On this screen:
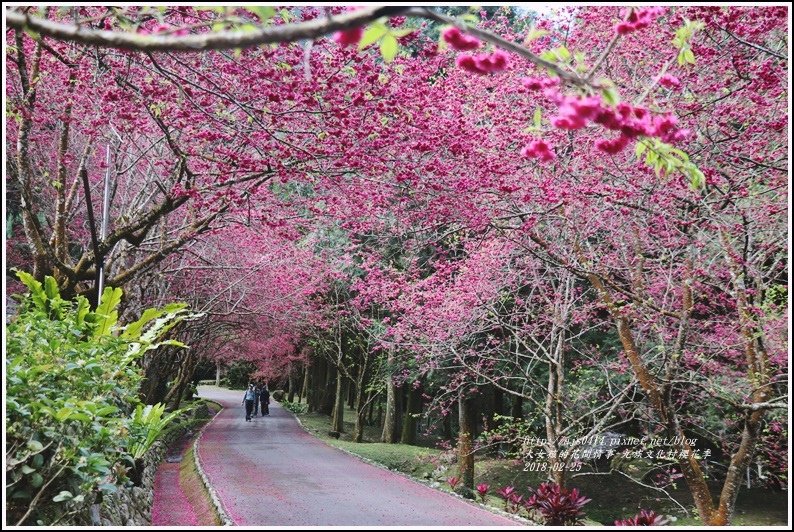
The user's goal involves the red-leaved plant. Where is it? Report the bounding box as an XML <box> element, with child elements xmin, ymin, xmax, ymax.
<box><xmin>524</xmin><ymin>482</ymin><xmax>591</xmax><ymax>525</ymax></box>
<box><xmin>476</xmin><ymin>483</ymin><xmax>489</xmax><ymax>501</ymax></box>
<box><xmin>447</xmin><ymin>476</ymin><xmax>460</xmax><ymax>490</ymax></box>
<box><xmin>615</xmin><ymin>510</ymin><xmax>669</xmax><ymax>526</ymax></box>
<box><xmin>496</xmin><ymin>485</ymin><xmax>516</xmax><ymax>510</ymax></box>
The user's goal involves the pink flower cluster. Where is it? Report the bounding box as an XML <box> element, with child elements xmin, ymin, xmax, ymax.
<box><xmin>333</xmin><ymin>26</ymin><xmax>364</xmax><ymax>47</ymax></box>
<box><xmin>456</xmin><ymin>50</ymin><xmax>511</xmax><ymax>75</ymax></box>
<box><xmin>442</xmin><ymin>26</ymin><xmax>481</xmax><ymax>51</ymax></box>
<box><xmin>550</xmin><ymin>95</ymin><xmax>602</xmax><ymax>130</ymax></box>
<box><xmin>521</xmin><ymin>139</ymin><xmax>556</xmax><ymax>162</ymax></box>
<box><xmin>522</xmin><ymin>77</ymin><xmax>690</xmax><ymax>157</ymax></box>
<box><xmin>594</xmin><ymin>110</ymin><xmax>690</xmax><ymax>154</ymax></box>
<box><xmin>615</xmin><ymin>7</ymin><xmax>666</xmax><ymax>35</ymax></box>
<box><xmin>658</xmin><ymin>73</ymin><xmax>681</xmax><ymax>89</ymax></box>
<box><xmin>521</xmin><ymin>76</ymin><xmax>560</xmax><ymax>91</ymax></box>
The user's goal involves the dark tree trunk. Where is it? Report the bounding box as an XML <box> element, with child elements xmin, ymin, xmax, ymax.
<box><xmin>401</xmin><ymin>385</ymin><xmax>421</xmax><ymax>445</ymax></box>
<box><xmin>331</xmin><ymin>374</ymin><xmax>347</xmax><ymax>433</ymax></box>
<box><xmin>367</xmin><ymin>392</ymin><xmax>375</xmax><ymax>426</ymax></box>
<box><xmin>353</xmin><ymin>365</ymin><xmax>367</xmax><ymax>442</ymax></box>
<box><xmin>457</xmin><ymin>390</ymin><xmax>477</xmax><ymax>498</ymax></box>
<box><xmin>287</xmin><ymin>368</ymin><xmax>296</xmax><ymax>403</ymax></box>
<box><xmin>442</xmin><ymin>412</ymin><xmax>453</xmax><ymax>441</ymax></box>
<box><xmin>511</xmin><ymin>395</ymin><xmax>524</xmax><ymax>421</ymax></box>
<box><xmin>320</xmin><ymin>363</ymin><xmax>336</xmax><ymax>416</ymax></box>
<box><xmin>300</xmin><ymin>363</ymin><xmax>309</xmax><ymax>404</ymax></box>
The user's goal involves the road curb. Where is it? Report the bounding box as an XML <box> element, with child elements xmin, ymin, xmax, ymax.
<box><xmin>193</xmin><ymin>399</ymin><xmax>234</xmax><ymax>526</ymax></box>
<box><xmin>280</xmin><ymin>401</ymin><xmax>531</xmax><ymax>526</ymax></box>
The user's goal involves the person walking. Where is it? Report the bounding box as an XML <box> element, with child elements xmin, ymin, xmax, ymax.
<box><xmin>242</xmin><ymin>383</ymin><xmax>256</xmax><ymax>421</ymax></box>
<box><xmin>260</xmin><ymin>384</ymin><xmax>270</xmax><ymax>416</ymax></box>
<box><xmin>253</xmin><ymin>382</ymin><xmax>261</xmax><ymax>417</ymax></box>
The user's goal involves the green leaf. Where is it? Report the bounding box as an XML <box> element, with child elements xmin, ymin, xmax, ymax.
<box><xmin>159</xmin><ymin>339</ymin><xmax>189</xmax><ymax>349</ymax></box>
<box><xmin>635</xmin><ymin>141</ymin><xmax>647</xmax><ymax>157</ymax></box>
<box><xmin>55</xmin><ymin>407</ymin><xmax>73</xmax><ymax>422</ymax></box>
<box><xmin>43</xmin><ymin>276</ymin><xmax>59</xmax><ymax>301</ymax></box>
<box><xmin>249</xmin><ymin>6</ymin><xmax>275</xmax><ymax>22</ymax></box>
<box><xmin>16</xmin><ymin>271</ymin><xmax>46</xmax><ymax>311</ymax></box>
<box><xmin>121</xmin><ymin>307</ymin><xmax>163</xmax><ymax>340</ymax></box>
<box><xmin>684</xmin><ymin>49</ymin><xmax>696</xmax><ymax>65</ymax></box>
<box><xmin>279</xmin><ymin>8</ymin><xmax>292</xmax><ymax>23</ymax></box>
<box><xmin>93</xmin><ymin>286</ymin><xmax>123</xmax><ymax>339</ymax></box>
<box><xmin>601</xmin><ymin>85</ymin><xmax>620</xmax><ymax>106</ymax></box>
<box><xmin>75</xmin><ymin>296</ymin><xmax>90</xmax><ymax>328</ymax></box>
<box><xmin>98</xmin><ymin>483</ymin><xmax>118</xmax><ymax>494</ymax></box>
<box><xmin>380</xmin><ymin>34</ymin><xmax>399</xmax><ymax>63</ymax></box>
<box><xmin>30</xmin><ymin>473</ymin><xmax>44</xmax><ymax>488</ymax></box>
<box><xmin>95</xmin><ymin>405</ymin><xmax>118</xmax><ymax>417</ymax></box>
<box><xmin>533</xmin><ymin>107</ymin><xmax>542</xmax><ymax>129</ymax></box>
<box><xmin>555</xmin><ymin>46</ymin><xmax>571</xmax><ymax>62</ymax></box>
<box><xmin>391</xmin><ymin>28</ymin><xmax>415</xmax><ymax>38</ymax></box>
<box><xmin>21</xmin><ymin>465</ymin><xmax>35</xmax><ymax>475</ymax></box>
<box><xmin>525</xmin><ymin>26</ymin><xmax>548</xmax><ymax>43</ymax></box>
<box><xmin>52</xmin><ymin>491</ymin><xmax>73</xmax><ymax>503</ymax></box>
<box><xmin>359</xmin><ymin>23</ymin><xmax>388</xmax><ymax>50</ymax></box>
<box><xmin>70</xmin><ymin>412</ymin><xmax>92</xmax><ymax>423</ymax></box>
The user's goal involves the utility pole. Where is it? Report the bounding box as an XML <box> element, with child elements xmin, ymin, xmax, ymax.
<box><xmin>97</xmin><ymin>144</ymin><xmax>112</xmax><ymax>298</ymax></box>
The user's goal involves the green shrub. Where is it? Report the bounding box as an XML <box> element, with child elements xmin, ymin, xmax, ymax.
<box><xmin>5</xmin><ymin>271</ymin><xmax>192</xmax><ymax>525</ymax></box>
<box><xmin>281</xmin><ymin>401</ymin><xmax>308</xmax><ymax>415</ymax></box>
<box><xmin>225</xmin><ymin>360</ymin><xmax>257</xmax><ymax>389</ymax></box>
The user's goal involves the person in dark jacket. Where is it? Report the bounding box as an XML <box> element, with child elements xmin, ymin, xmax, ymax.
<box><xmin>242</xmin><ymin>383</ymin><xmax>256</xmax><ymax>421</ymax></box>
<box><xmin>253</xmin><ymin>382</ymin><xmax>261</xmax><ymax>417</ymax></box>
<box><xmin>260</xmin><ymin>384</ymin><xmax>270</xmax><ymax>416</ymax></box>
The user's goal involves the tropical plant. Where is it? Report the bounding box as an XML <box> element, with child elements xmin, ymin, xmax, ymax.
<box><xmin>5</xmin><ymin>271</ymin><xmax>192</xmax><ymax>525</ymax></box>
<box><xmin>615</xmin><ymin>509</ymin><xmax>669</xmax><ymax>526</ymax></box>
<box><xmin>524</xmin><ymin>482</ymin><xmax>591</xmax><ymax>526</ymax></box>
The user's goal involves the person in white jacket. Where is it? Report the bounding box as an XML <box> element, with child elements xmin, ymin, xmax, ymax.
<box><xmin>242</xmin><ymin>383</ymin><xmax>256</xmax><ymax>421</ymax></box>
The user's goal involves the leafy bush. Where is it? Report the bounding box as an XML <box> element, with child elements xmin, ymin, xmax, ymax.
<box><xmin>281</xmin><ymin>401</ymin><xmax>308</xmax><ymax>415</ymax></box>
<box><xmin>224</xmin><ymin>360</ymin><xmax>257</xmax><ymax>389</ymax></box>
<box><xmin>5</xmin><ymin>272</ymin><xmax>191</xmax><ymax>525</ymax></box>
<box><xmin>524</xmin><ymin>482</ymin><xmax>591</xmax><ymax>525</ymax></box>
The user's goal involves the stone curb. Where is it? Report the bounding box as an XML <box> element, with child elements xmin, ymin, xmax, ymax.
<box><xmin>280</xmin><ymin>401</ymin><xmax>533</xmax><ymax>526</ymax></box>
<box><xmin>193</xmin><ymin>400</ymin><xmax>234</xmax><ymax>526</ymax></box>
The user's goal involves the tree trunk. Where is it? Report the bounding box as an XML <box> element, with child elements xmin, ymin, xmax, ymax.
<box><xmin>457</xmin><ymin>389</ymin><xmax>477</xmax><ymax>498</ymax></box>
<box><xmin>442</xmin><ymin>412</ymin><xmax>453</xmax><ymax>441</ymax></box>
<box><xmin>401</xmin><ymin>385</ymin><xmax>421</xmax><ymax>445</ymax></box>
<box><xmin>545</xmin><ymin>328</ymin><xmax>566</xmax><ymax>487</ymax></box>
<box><xmin>300</xmin><ymin>363</ymin><xmax>309</xmax><ymax>404</ymax></box>
<box><xmin>511</xmin><ymin>395</ymin><xmax>524</xmax><ymax>421</ymax></box>
<box><xmin>287</xmin><ymin>368</ymin><xmax>296</xmax><ymax>403</ymax></box>
<box><xmin>308</xmin><ymin>358</ymin><xmax>321</xmax><ymax>413</ymax></box>
<box><xmin>381</xmin><ymin>377</ymin><xmax>402</xmax><ymax>443</ymax></box>
<box><xmin>347</xmin><ymin>370</ymin><xmax>356</xmax><ymax>409</ymax></box>
<box><xmin>353</xmin><ymin>364</ymin><xmax>367</xmax><ymax>442</ymax></box>
<box><xmin>331</xmin><ymin>374</ymin><xmax>346</xmax><ymax>433</ymax></box>
<box><xmin>321</xmin><ymin>362</ymin><xmax>336</xmax><ymax>416</ymax></box>
<box><xmin>215</xmin><ymin>359</ymin><xmax>221</xmax><ymax>387</ymax></box>
<box><xmin>367</xmin><ymin>392</ymin><xmax>376</xmax><ymax>426</ymax></box>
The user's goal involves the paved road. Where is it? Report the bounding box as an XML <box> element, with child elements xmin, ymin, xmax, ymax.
<box><xmin>196</xmin><ymin>386</ymin><xmax>519</xmax><ymax>526</ymax></box>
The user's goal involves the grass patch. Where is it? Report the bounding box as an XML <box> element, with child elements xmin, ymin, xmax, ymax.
<box><xmin>294</xmin><ymin>407</ymin><xmax>442</xmax><ymax>479</ymax></box>
<box><xmin>179</xmin><ymin>444</ymin><xmax>221</xmax><ymax>525</ymax></box>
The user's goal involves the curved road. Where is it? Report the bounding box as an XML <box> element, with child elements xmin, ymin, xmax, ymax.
<box><xmin>196</xmin><ymin>386</ymin><xmax>519</xmax><ymax>526</ymax></box>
